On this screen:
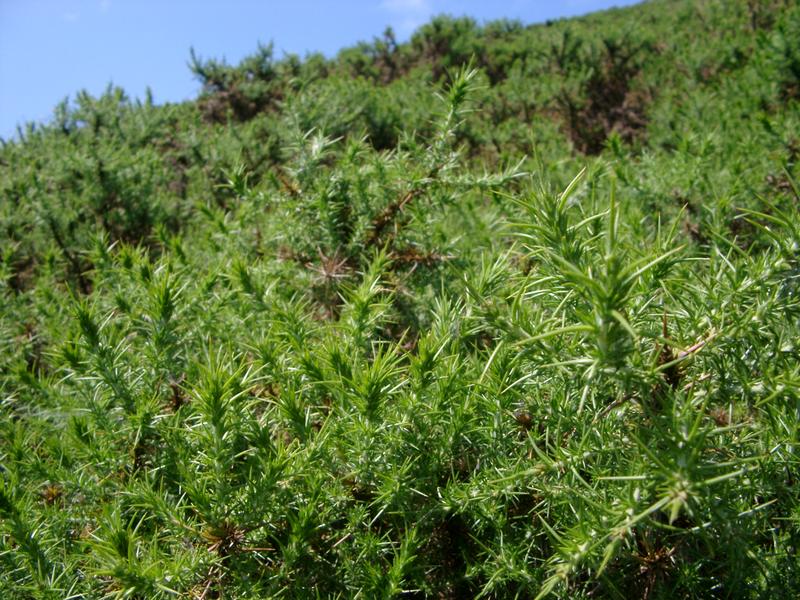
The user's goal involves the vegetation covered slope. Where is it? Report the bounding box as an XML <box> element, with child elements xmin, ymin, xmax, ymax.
<box><xmin>1</xmin><ymin>0</ymin><xmax>799</xmax><ymax>597</ymax></box>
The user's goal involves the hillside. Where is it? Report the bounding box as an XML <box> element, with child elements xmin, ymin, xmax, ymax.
<box><xmin>1</xmin><ymin>0</ymin><xmax>800</xmax><ymax>597</ymax></box>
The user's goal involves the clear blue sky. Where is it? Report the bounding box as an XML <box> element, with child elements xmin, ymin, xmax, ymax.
<box><xmin>0</xmin><ymin>0</ymin><xmax>641</xmax><ymax>139</ymax></box>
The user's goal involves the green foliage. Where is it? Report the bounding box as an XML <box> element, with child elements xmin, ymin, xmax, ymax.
<box><xmin>2</xmin><ymin>1</ymin><xmax>800</xmax><ymax>597</ymax></box>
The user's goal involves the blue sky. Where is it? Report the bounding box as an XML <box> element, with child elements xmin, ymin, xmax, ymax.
<box><xmin>0</xmin><ymin>0</ymin><xmax>641</xmax><ymax>139</ymax></box>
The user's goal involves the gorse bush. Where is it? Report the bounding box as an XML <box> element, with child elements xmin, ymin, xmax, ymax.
<box><xmin>2</xmin><ymin>0</ymin><xmax>800</xmax><ymax>597</ymax></box>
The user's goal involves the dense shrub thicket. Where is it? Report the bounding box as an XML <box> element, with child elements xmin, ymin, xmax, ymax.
<box><xmin>2</xmin><ymin>0</ymin><xmax>800</xmax><ymax>597</ymax></box>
